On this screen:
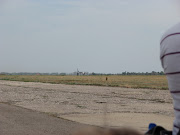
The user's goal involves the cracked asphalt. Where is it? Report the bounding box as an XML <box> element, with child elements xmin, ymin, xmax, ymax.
<box><xmin>0</xmin><ymin>80</ymin><xmax>174</xmax><ymax>132</ymax></box>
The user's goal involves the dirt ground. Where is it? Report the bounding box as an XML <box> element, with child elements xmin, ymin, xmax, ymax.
<box><xmin>0</xmin><ymin>80</ymin><xmax>174</xmax><ymax>132</ymax></box>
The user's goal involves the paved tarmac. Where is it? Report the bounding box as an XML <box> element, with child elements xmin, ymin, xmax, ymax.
<box><xmin>0</xmin><ymin>103</ymin><xmax>85</xmax><ymax>135</ymax></box>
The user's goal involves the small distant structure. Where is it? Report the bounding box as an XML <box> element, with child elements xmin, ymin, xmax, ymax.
<box><xmin>76</xmin><ymin>69</ymin><xmax>89</xmax><ymax>76</ymax></box>
<box><xmin>79</xmin><ymin>72</ymin><xmax>84</xmax><ymax>76</ymax></box>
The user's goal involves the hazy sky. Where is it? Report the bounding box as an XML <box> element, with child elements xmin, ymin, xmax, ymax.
<box><xmin>1</xmin><ymin>0</ymin><xmax>180</xmax><ymax>73</ymax></box>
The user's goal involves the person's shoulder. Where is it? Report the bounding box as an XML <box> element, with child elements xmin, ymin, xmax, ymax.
<box><xmin>160</xmin><ymin>22</ymin><xmax>180</xmax><ymax>44</ymax></box>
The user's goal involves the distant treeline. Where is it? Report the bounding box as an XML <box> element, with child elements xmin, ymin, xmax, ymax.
<box><xmin>0</xmin><ymin>71</ymin><xmax>165</xmax><ymax>76</ymax></box>
<box><xmin>0</xmin><ymin>72</ymin><xmax>66</xmax><ymax>76</ymax></box>
<box><xmin>120</xmin><ymin>71</ymin><xmax>164</xmax><ymax>75</ymax></box>
<box><xmin>92</xmin><ymin>71</ymin><xmax>164</xmax><ymax>75</ymax></box>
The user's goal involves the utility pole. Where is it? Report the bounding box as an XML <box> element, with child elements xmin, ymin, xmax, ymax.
<box><xmin>77</xmin><ymin>68</ymin><xmax>79</xmax><ymax>76</ymax></box>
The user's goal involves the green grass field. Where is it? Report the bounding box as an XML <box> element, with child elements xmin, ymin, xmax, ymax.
<box><xmin>0</xmin><ymin>75</ymin><xmax>168</xmax><ymax>90</ymax></box>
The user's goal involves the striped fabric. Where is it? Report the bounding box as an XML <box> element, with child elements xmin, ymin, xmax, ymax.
<box><xmin>160</xmin><ymin>23</ymin><xmax>180</xmax><ymax>135</ymax></box>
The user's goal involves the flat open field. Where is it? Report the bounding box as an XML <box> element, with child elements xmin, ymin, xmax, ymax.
<box><xmin>0</xmin><ymin>75</ymin><xmax>168</xmax><ymax>90</ymax></box>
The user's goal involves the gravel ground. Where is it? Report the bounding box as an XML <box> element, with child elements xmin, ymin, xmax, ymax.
<box><xmin>0</xmin><ymin>80</ymin><xmax>174</xmax><ymax>131</ymax></box>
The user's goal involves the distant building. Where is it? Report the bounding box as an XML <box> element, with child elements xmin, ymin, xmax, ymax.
<box><xmin>74</xmin><ymin>69</ymin><xmax>89</xmax><ymax>76</ymax></box>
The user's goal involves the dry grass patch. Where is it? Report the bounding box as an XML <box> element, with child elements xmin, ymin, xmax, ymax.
<box><xmin>0</xmin><ymin>75</ymin><xmax>168</xmax><ymax>90</ymax></box>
